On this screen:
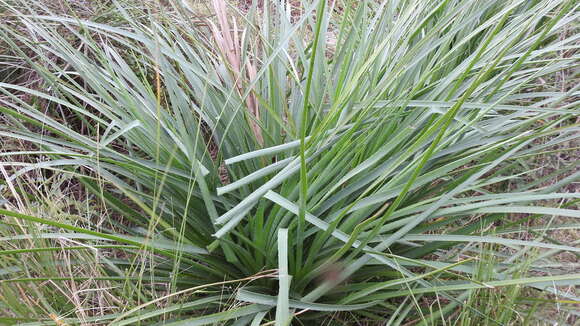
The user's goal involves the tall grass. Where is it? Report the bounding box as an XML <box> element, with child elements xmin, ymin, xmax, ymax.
<box><xmin>0</xmin><ymin>0</ymin><xmax>579</xmax><ymax>324</ymax></box>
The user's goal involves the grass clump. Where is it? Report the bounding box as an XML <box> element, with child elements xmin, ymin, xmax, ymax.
<box><xmin>0</xmin><ymin>0</ymin><xmax>579</xmax><ymax>324</ymax></box>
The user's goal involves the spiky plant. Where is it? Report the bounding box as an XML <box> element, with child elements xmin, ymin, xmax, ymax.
<box><xmin>0</xmin><ymin>0</ymin><xmax>579</xmax><ymax>324</ymax></box>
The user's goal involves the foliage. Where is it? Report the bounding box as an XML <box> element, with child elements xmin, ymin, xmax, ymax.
<box><xmin>0</xmin><ymin>0</ymin><xmax>579</xmax><ymax>324</ymax></box>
